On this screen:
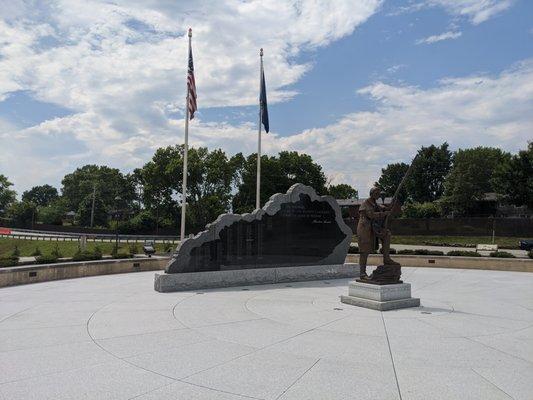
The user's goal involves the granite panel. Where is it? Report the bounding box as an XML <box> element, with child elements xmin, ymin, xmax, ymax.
<box><xmin>166</xmin><ymin>184</ymin><xmax>352</xmax><ymax>273</ymax></box>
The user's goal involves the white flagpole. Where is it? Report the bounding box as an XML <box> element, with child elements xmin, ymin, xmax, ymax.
<box><xmin>256</xmin><ymin>48</ymin><xmax>263</xmax><ymax>210</ymax></box>
<box><xmin>180</xmin><ymin>29</ymin><xmax>192</xmax><ymax>242</ymax></box>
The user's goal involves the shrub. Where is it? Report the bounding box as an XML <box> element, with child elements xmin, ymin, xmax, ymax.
<box><xmin>128</xmin><ymin>243</ymin><xmax>139</xmax><ymax>255</ymax></box>
<box><xmin>413</xmin><ymin>249</ymin><xmax>429</xmax><ymax>255</ymax></box>
<box><xmin>163</xmin><ymin>242</ymin><xmax>173</xmax><ymax>253</ymax></box>
<box><xmin>348</xmin><ymin>245</ymin><xmax>359</xmax><ymax>254</ymax></box>
<box><xmin>35</xmin><ymin>254</ymin><xmax>59</xmax><ymax>264</ymax></box>
<box><xmin>51</xmin><ymin>244</ymin><xmax>62</xmax><ymax>258</ymax></box>
<box><xmin>397</xmin><ymin>249</ymin><xmax>444</xmax><ymax>256</ymax></box>
<box><xmin>447</xmin><ymin>250</ymin><xmax>481</xmax><ymax>257</ymax></box>
<box><xmin>413</xmin><ymin>249</ymin><xmax>444</xmax><ymax>256</ymax></box>
<box><xmin>11</xmin><ymin>245</ymin><xmax>20</xmax><ymax>258</ymax></box>
<box><xmin>31</xmin><ymin>247</ymin><xmax>42</xmax><ymax>257</ymax></box>
<box><xmin>397</xmin><ymin>249</ymin><xmax>415</xmax><ymax>255</ymax></box>
<box><xmin>528</xmin><ymin>250</ymin><xmax>533</xmax><ymax>259</ymax></box>
<box><xmin>423</xmin><ymin>241</ymin><xmax>476</xmax><ymax>248</ymax></box>
<box><xmin>490</xmin><ymin>251</ymin><xmax>515</xmax><ymax>258</ymax></box>
<box><xmin>0</xmin><ymin>257</ymin><xmax>18</xmax><ymax>268</ymax></box>
<box><xmin>72</xmin><ymin>249</ymin><xmax>103</xmax><ymax>262</ymax></box>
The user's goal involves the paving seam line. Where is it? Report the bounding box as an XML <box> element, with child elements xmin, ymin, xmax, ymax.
<box><xmin>381</xmin><ymin>312</ymin><xmax>403</xmax><ymax>400</ymax></box>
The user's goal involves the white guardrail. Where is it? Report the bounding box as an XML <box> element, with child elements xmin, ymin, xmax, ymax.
<box><xmin>0</xmin><ymin>227</ymin><xmax>180</xmax><ymax>244</ymax></box>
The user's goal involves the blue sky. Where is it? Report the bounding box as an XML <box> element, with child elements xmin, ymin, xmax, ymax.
<box><xmin>0</xmin><ymin>0</ymin><xmax>532</xmax><ymax>195</ymax></box>
<box><xmin>201</xmin><ymin>0</ymin><xmax>533</xmax><ymax>135</ymax></box>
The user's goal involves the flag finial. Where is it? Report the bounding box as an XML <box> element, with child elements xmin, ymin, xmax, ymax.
<box><xmin>188</xmin><ymin>28</ymin><xmax>192</xmax><ymax>37</ymax></box>
<box><xmin>260</xmin><ymin>48</ymin><xmax>263</xmax><ymax>57</ymax></box>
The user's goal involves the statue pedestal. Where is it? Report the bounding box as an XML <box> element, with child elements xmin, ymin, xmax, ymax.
<box><xmin>340</xmin><ymin>281</ymin><xmax>420</xmax><ymax>311</ymax></box>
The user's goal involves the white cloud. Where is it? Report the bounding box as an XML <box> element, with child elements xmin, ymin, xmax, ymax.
<box><xmin>427</xmin><ymin>0</ymin><xmax>514</xmax><ymax>24</ymax></box>
<box><xmin>0</xmin><ymin>0</ymin><xmax>382</xmax><ymax>193</ymax></box>
<box><xmin>416</xmin><ymin>30</ymin><xmax>462</xmax><ymax>44</ymax></box>
<box><xmin>0</xmin><ymin>0</ymin><xmax>382</xmax><ymax>109</ymax></box>
<box><xmin>2</xmin><ymin>59</ymin><xmax>532</xmax><ymax>197</ymax></box>
<box><xmin>386</xmin><ymin>64</ymin><xmax>406</xmax><ymax>74</ymax></box>
<box><xmin>285</xmin><ymin>59</ymin><xmax>533</xmax><ymax>192</ymax></box>
<box><xmin>394</xmin><ymin>1</ymin><xmax>514</xmax><ymax>25</ymax></box>
<box><xmin>0</xmin><ymin>1</ymin><xmax>529</xmax><ymax>199</ymax></box>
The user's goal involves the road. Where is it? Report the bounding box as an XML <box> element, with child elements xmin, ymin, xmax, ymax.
<box><xmin>352</xmin><ymin>242</ymin><xmax>529</xmax><ymax>258</ymax></box>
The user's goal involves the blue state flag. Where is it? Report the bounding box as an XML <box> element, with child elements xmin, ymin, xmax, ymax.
<box><xmin>260</xmin><ymin>67</ymin><xmax>269</xmax><ymax>133</ymax></box>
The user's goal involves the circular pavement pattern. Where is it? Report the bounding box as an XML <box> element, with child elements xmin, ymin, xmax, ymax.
<box><xmin>0</xmin><ymin>267</ymin><xmax>532</xmax><ymax>399</ymax></box>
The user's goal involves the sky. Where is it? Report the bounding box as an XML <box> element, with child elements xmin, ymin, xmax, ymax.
<box><xmin>0</xmin><ymin>0</ymin><xmax>532</xmax><ymax>197</ymax></box>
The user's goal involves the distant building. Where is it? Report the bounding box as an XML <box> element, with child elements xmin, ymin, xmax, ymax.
<box><xmin>337</xmin><ymin>197</ymin><xmax>393</xmax><ymax>219</ymax></box>
<box><xmin>473</xmin><ymin>193</ymin><xmax>532</xmax><ymax>218</ymax></box>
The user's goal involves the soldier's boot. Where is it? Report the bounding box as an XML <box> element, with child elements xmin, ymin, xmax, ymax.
<box><xmin>359</xmin><ymin>265</ymin><xmax>368</xmax><ymax>278</ymax></box>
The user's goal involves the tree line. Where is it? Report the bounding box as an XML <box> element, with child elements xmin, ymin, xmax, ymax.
<box><xmin>0</xmin><ymin>147</ymin><xmax>356</xmax><ymax>234</ymax></box>
<box><xmin>1</xmin><ymin>142</ymin><xmax>530</xmax><ymax>233</ymax></box>
<box><xmin>376</xmin><ymin>142</ymin><xmax>532</xmax><ymax>217</ymax></box>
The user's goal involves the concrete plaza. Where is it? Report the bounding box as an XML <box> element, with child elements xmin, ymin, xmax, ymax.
<box><xmin>1</xmin><ymin>267</ymin><xmax>532</xmax><ymax>399</ymax></box>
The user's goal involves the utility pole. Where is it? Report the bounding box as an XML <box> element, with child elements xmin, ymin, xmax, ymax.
<box><xmin>90</xmin><ymin>182</ymin><xmax>96</xmax><ymax>228</ymax></box>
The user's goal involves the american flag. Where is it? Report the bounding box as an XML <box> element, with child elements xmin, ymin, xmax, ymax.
<box><xmin>187</xmin><ymin>30</ymin><xmax>197</xmax><ymax>119</ymax></box>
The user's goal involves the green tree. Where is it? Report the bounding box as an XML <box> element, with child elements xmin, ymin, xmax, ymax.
<box><xmin>232</xmin><ymin>151</ymin><xmax>327</xmax><ymax>214</ymax></box>
<box><xmin>377</xmin><ymin>144</ymin><xmax>452</xmax><ymax>203</ymax></box>
<box><xmin>77</xmin><ymin>195</ymin><xmax>108</xmax><ymax>227</ymax></box>
<box><xmin>492</xmin><ymin>143</ymin><xmax>533</xmax><ymax>209</ymax></box>
<box><xmin>39</xmin><ymin>198</ymin><xmax>67</xmax><ymax>225</ymax></box>
<box><xmin>278</xmin><ymin>151</ymin><xmax>327</xmax><ymax>194</ymax></box>
<box><xmin>136</xmin><ymin>145</ymin><xmax>240</xmax><ymax>233</ymax></box>
<box><xmin>406</xmin><ymin>143</ymin><xmax>453</xmax><ymax>203</ymax></box>
<box><xmin>186</xmin><ymin>147</ymin><xmax>238</xmax><ymax>229</ymax></box>
<box><xmin>128</xmin><ymin>210</ymin><xmax>157</xmax><ymax>234</ymax></box>
<box><xmin>442</xmin><ymin>147</ymin><xmax>510</xmax><ymax>215</ymax></box>
<box><xmin>402</xmin><ymin>202</ymin><xmax>442</xmax><ymax>218</ymax></box>
<box><xmin>7</xmin><ymin>201</ymin><xmax>37</xmax><ymax>227</ymax></box>
<box><xmin>0</xmin><ymin>174</ymin><xmax>16</xmax><ymax>213</ymax></box>
<box><xmin>327</xmin><ymin>184</ymin><xmax>358</xmax><ymax>199</ymax></box>
<box><xmin>61</xmin><ymin>165</ymin><xmax>136</xmax><ymax>219</ymax></box>
<box><xmin>232</xmin><ymin>154</ymin><xmax>286</xmax><ymax>214</ymax></box>
<box><xmin>22</xmin><ymin>184</ymin><xmax>58</xmax><ymax>207</ymax></box>
<box><xmin>376</xmin><ymin>162</ymin><xmax>409</xmax><ymax>202</ymax></box>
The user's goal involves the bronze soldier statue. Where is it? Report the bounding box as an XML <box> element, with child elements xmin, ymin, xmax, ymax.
<box><xmin>357</xmin><ymin>186</ymin><xmax>401</xmax><ymax>284</ymax></box>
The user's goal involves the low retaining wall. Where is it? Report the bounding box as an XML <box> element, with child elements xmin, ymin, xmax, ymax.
<box><xmin>346</xmin><ymin>254</ymin><xmax>533</xmax><ymax>273</ymax></box>
<box><xmin>0</xmin><ymin>257</ymin><xmax>169</xmax><ymax>288</ymax></box>
<box><xmin>154</xmin><ymin>263</ymin><xmax>359</xmax><ymax>292</ymax></box>
<box><xmin>3</xmin><ymin>253</ymin><xmax>531</xmax><ymax>289</ymax></box>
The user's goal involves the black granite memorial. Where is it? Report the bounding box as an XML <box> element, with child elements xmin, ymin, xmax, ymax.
<box><xmin>166</xmin><ymin>184</ymin><xmax>352</xmax><ymax>273</ymax></box>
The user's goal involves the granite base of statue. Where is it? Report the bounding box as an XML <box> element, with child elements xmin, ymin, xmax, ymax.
<box><xmin>340</xmin><ymin>281</ymin><xmax>420</xmax><ymax>311</ymax></box>
<box><xmin>154</xmin><ymin>184</ymin><xmax>356</xmax><ymax>292</ymax></box>
<box><xmin>340</xmin><ymin>251</ymin><xmax>420</xmax><ymax>311</ymax></box>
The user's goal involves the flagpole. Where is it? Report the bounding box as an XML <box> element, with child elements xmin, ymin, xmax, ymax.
<box><xmin>256</xmin><ymin>48</ymin><xmax>263</xmax><ymax>210</ymax></box>
<box><xmin>180</xmin><ymin>28</ymin><xmax>192</xmax><ymax>242</ymax></box>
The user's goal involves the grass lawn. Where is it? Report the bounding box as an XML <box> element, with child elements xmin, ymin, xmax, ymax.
<box><xmin>352</xmin><ymin>235</ymin><xmax>527</xmax><ymax>249</ymax></box>
<box><xmin>0</xmin><ymin>238</ymin><xmax>174</xmax><ymax>258</ymax></box>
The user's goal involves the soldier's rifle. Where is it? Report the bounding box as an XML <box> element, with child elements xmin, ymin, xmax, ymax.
<box><xmin>383</xmin><ymin>154</ymin><xmax>419</xmax><ymax>230</ymax></box>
